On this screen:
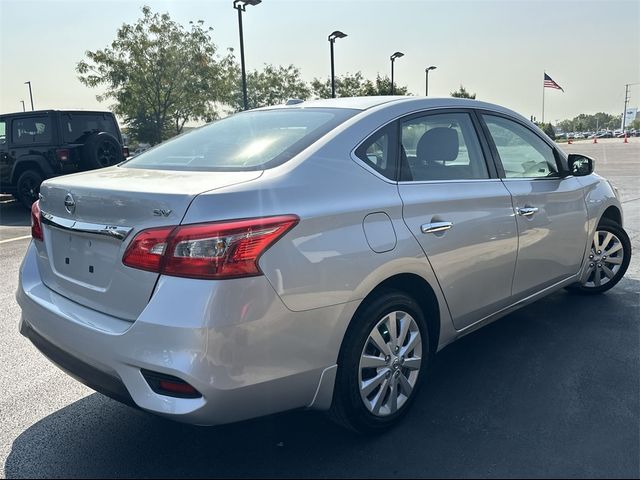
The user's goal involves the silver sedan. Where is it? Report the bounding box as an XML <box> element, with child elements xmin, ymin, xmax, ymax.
<box><xmin>17</xmin><ymin>97</ymin><xmax>631</xmax><ymax>433</ymax></box>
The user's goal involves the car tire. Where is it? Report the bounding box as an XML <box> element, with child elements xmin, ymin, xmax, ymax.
<box><xmin>82</xmin><ymin>132</ymin><xmax>122</xmax><ymax>169</ymax></box>
<box><xmin>567</xmin><ymin>219</ymin><xmax>631</xmax><ymax>295</ymax></box>
<box><xmin>328</xmin><ymin>290</ymin><xmax>430</xmax><ymax>434</ymax></box>
<box><xmin>15</xmin><ymin>170</ymin><xmax>43</xmax><ymax>209</ymax></box>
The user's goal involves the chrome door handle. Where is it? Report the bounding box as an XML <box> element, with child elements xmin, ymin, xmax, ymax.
<box><xmin>517</xmin><ymin>207</ymin><xmax>539</xmax><ymax>217</ymax></box>
<box><xmin>421</xmin><ymin>221</ymin><xmax>453</xmax><ymax>234</ymax></box>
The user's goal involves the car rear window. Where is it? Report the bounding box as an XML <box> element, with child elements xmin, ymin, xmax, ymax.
<box><xmin>122</xmin><ymin>108</ymin><xmax>358</xmax><ymax>171</ymax></box>
<box><xmin>62</xmin><ymin>113</ymin><xmax>119</xmax><ymax>143</ymax></box>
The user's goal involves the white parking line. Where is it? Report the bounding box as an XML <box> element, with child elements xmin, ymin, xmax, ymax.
<box><xmin>0</xmin><ymin>235</ymin><xmax>31</xmax><ymax>244</ymax></box>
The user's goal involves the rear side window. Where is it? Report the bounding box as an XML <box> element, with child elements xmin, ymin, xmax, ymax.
<box><xmin>483</xmin><ymin>115</ymin><xmax>559</xmax><ymax>178</ymax></box>
<box><xmin>124</xmin><ymin>108</ymin><xmax>358</xmax><ymax>171</ymax></box>
<box><xmin>355</xmin><ymin>124</ymin><xmax>396</xmax><ymax>179</ymax></box>
<box><xmin>400</xmin><ymin>112</ymin><xmax>489</xmax><ymax>181</ymax></box>
<box><xmin>12</xmin><ymin>116</ymin><xmax>52</xmax><ymax>145</ymax></box>
<box><xmin>0</xmin><ymin>120</ymin><xmax>6</xmax><ymax>145</ymax></box>
<box><xmin>62</xmin><ymin>113</ymin><xmax>119</xmax><ymax>143</ymax></box>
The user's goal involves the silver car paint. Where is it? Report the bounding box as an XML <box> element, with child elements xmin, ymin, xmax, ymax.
<box><xmin>502</xmin><ymin>177</ymin><xmax>588</xmax><ymax>299</ymax></box>
<box><xmin>35</xmin><ymin>168</ymin><xmax>262</xmax><ymax>320</ymax></box>
<box><xmin>17</xmin><ymin>97</ymin><xmax>625</xmax><ymax>426</ymax></box>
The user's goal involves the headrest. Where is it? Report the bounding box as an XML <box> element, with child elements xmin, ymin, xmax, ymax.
<box><xmin>416</xmin><ymin>127</ymin><xmax>459</xmax><ymax>164</ymax></box>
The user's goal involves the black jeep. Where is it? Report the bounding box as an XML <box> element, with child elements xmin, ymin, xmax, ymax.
<box><xmin>0</xmin><ymin>110</ymin><xmax>127</xmax><ymax>208</ymax></box>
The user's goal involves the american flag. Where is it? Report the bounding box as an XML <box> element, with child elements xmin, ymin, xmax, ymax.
<box><xmin>544</xmin><ymin>73</ymin><xmax>564</xmax><ymax>92</ymax></box>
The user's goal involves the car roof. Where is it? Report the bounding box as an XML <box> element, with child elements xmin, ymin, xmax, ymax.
<box><xmin>256</xmin><ymin>96</ymin><xmax>530</xmax><ymax>122</ymax></box>
<box><xmin>0</xmin><ymin>109</ymin><xmax>115</xmax><ymax>117</ymax></box>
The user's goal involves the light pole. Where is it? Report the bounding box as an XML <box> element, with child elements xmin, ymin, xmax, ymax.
<box><xmin>233</xmin><ymin>0</ymin><xmax>261</xmax><ymax>111</ymax></box>
<box><xmin>20</xmin><ymin>100</ymin><xmax>26</xmax><ymax>112</ymax></box>
<box><xmin>24</xmin><ymin>81</ymin><xmax>34</xmax><ymax>110</ymax></box>
<box><xmin>425</xmin><ymin>66</ymin><xmax>437</xmax><ymax>96</ymax></box>
<box><xmin>328</xmin><ymin>30</ymin><xmax>347</xmax><ymax>98</ymax></box>
<box><xmin>390</xmin><ymin>52</ymin><xmax>404</xmax><ymax>95</ymax></box>
<box><xmin>622</xmin><ymin>82</ymin><xmax>640</xmax><ymax>133</ymax></box>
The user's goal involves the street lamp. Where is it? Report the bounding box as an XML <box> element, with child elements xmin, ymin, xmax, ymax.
<box><xmin>622</xmin><ymin>82</ymin><xmax>640</xmax><ymax>133</ymax></box>
<box><xmin>390</xmin><ymin>51</ymin><xmax>404</xmax><ymax>95</ymax></box>
<box><xmin>20</xmin><ymin>100</ymin><xmax>26</xmax><ymax>112</ymax></box>
<box><xmin>425</xmin><ymin>66</ymin><xmax>437</xmax><ymax>96</ymax></box>
<box><xmin>24</xmin><ymin>81</ymin><xmax>34</xmax><ymax>110</ymax></box>
<box><xmin>233</xmin><ymin>0</ymin><xmax>261</xmax><ymax>111</ymax></box>
<box><xmin>328</xmin><ymin>30</ymin><xmax>347</xmax><ymax>98</ymax></box>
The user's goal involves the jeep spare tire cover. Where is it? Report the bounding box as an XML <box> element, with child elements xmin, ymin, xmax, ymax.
<box><xmin>82</xmin><ymin>132</ymin><xmax>122</xmax><ymax>169</ymax></box>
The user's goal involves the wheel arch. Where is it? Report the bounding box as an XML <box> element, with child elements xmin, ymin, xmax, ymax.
<box><xmin>10</xmin><ymin>156</ymin><xmax>53</xmax><ymax>184</ymax></box>
<box><xmin>345</xmin><ymin>273</ymin><xmax>441</xmax><ymax>356</ymax></box>
<box><xmin>600</xmin><ymin>205</ymin><xmax>622</xmax><ymax>227</ymax></box>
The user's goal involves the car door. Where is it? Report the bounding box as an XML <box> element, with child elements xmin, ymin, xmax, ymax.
<box><xmin>480</xmin><ymin>113</ymin><xmax>589</xmax><ymax>300</ymax></box>
<box><xmin>397</xmin><ymin>110</ymin><xmax>518</xmax><ymax>330</ymax></box>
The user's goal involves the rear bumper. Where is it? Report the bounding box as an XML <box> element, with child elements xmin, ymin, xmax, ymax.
<box><xmin>17</xmin><ymin>242</ymin><xmax>354</xmax><ymax>425</ymax></box>
<box><xmin>19</xmin><ymin>319</ymin><xmax>136</xmax><ymax>408</ymax></box>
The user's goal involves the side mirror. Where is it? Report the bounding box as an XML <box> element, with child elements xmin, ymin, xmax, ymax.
<box><xmin>567</xmin><ymin>154</ymin><xmax>594</xmax><ymax>176</ymax></box>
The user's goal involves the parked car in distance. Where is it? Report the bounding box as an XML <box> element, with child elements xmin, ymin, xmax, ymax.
<box><xmin>18</xmin><ymin>97</ymin><xmax>631</xmax><ymax>433</ymax></box>
<box><xmin>0</xmin><ymin>110</ymin><xmax>127</xmax><ymax>208</ymax></box>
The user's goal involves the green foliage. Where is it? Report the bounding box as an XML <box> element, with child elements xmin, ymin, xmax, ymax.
<box><xmin>77</xmin><ymin>6</ymin><xmax>235</xmax><ymax>144</ymax></box>
<box><xmin>535</xmin><ymin>122</ymin><xmax>556</xmax><ymax>140</ymax></box>
<box><xmin>230</xmin><ymin>64</ymin><xmax>311</xmax><ymax>111</ymax></box>
<box><xmin>311</xmin><ymin>72</ymin><xmax>410</xmax><ymax>98</ymax></box>
<box><xmin>450</xmin><ymin>85</ymin><xmax>476</xmax><ymax>99</ymax></box>
<box><xmin>630</xmin><ymin>118</ymin><xmax>640</xmax><ymax>130</ymax></box>
<box><xmin>557</xmin><ymin>112</ymin><xmax>620</xmax><ymax>133</ymax></box>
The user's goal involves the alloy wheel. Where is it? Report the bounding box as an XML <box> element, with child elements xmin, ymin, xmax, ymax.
<box><xmin>358</xmin><ymin>310</ymin><xmax>422</xmax><ymax>417</ymax></box>
<box><xmin>582</xmin><ymin>229</ymin><xmax>625</xmax><ymax>288</ymax></box>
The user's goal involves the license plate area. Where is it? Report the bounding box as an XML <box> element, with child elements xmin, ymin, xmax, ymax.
<box><xmin>48</xmin><ymin>227</ymin><xmax>121</xmax><ymax>289</ymax></box>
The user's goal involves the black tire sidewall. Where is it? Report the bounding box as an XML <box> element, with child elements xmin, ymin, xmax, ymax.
<box><xmin>571</xmin><ymin>219</ymin><xmax>631</xmax><ymax>294</ymax></box>
<box><xmin>16</xmin><ymin>170</ymin><xmax>43</xmax><ymax>209</ymax></box>
<box><xmin>333</xmin><ymin>290</ymin><xmax>430</xmax><ymax>433</ymax></box>
<box><xmin>82</xmin><ymin>132</ymin><xmax>121</xmax><ymax>169</ymax></box>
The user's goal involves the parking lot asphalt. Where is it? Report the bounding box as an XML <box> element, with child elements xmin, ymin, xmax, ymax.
<box><xmin>0</xmin><ymin>138</ymin><xmax>638</xmax><ymax>478</ymax></box>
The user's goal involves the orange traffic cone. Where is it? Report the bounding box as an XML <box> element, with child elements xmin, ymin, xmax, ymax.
<box><xmin>624</xmin><ymin>133</ymin><xmax>628</xmax><ymax>143</ymax></box>
<box><xmin>593</xmin><ymin>136</ymin><xmax>598</xmax><ymax>144</ymax></box>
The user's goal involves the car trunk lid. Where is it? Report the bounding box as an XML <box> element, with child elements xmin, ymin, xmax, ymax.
<box><xmin>35</xmin><ymin>166</ymin><xmax>262</xmax><ymax>321</ymax></box>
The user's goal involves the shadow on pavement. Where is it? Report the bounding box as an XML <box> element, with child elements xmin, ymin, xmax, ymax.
<box><xmin>5</xmin><ymin>279</ymin><xmax>640</xmax><ymax>478</ymax></box>
<box><xmin>0</xmin><ymin>196</ymin><xmax>29</xmax><ymax>227</ymax></box>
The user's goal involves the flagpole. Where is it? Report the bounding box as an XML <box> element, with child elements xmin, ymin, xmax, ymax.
<box><xmin>542</xmin><ymin>70</ymin><xmax>545</xmax><ymax>124</ymax></box>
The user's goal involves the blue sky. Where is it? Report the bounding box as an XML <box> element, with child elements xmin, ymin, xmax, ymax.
<box><xmin>1</xmin><ymin>0</ymin><xmax>638</xmax><ymax>122</ymax></box>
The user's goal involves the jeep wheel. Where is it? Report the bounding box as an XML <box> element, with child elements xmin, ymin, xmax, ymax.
<box><xmin>16</xmin><ymin>170</ymin><xmax>43</xmax><ymax>209</ymax></box>
<box><xmin>82</xmin><ymin>132</ymin><xmax>122</xmax><ymax>169</ymax></box>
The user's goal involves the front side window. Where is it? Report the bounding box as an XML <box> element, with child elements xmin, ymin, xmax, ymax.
<box><xmin>483</xmin><ymin>115</ymin><xmax>559</xmax><ymax>178</ymax></box>
<box><xmin>12</xmin><ymin>116</ymin><xmax>52</xmax><ymax>145</ymax></box>
<box><xmin>124</xmin><ymin>108</ymin><xmax>358</xmax><ymax>171</ymax></box>
<box><xmin>400</xmin><ymin>112</ymin><xmax>489</xmax><ymax>181</ymax></box>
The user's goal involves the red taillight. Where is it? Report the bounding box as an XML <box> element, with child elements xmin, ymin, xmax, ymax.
<box><xmin>122</xmin><ymin>226</ymin><xmax>174</xmax><ymax>272</ymax></box>
<box><xmin>122</xmin><ymin>215</ymin><xmax>298</xmax><ymax>280</ymax></box>
<box><xmin>56</xmin><ymin>148</ymin><xmax>70</xmax><ymax>162</ymax></box>
<box><xmin>31</xmin><ymin>200</ymin><xmax>43</xmax><ymax>241</ymax></box>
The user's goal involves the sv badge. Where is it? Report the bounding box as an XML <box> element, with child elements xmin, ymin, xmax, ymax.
<box><xmin>152</xmin><ymin>209</ymin><xmax>172</xmax><ymax>217</ymax></box>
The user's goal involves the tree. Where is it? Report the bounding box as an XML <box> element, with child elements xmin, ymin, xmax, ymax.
<box><xmin>535</xmin><ymin>122</ymin><xmax>556</xmax><ymax>140</ymax></box>
<box><xmin>77</xmin><ymin>6</ymin><xmax>235</xmax><ymax>144</ymax></box>
<box><xmin>450</xmin><ymin>85</ymin><xmax>476</xmax><ymax>99</ymax></box>
<box><xmin>363</xmin><ymin>74</ymin><xmax>410</xmax><ymax>96</ymax></box>
<box><xmin>311</xmin><ymin>72</ymin><xmax>410</xmax><ymax>98</ymax></box>
<box><xmin>227</xmin><ymin>64</ymin><xmax>310</xmax><ymax>111</ymax></box>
